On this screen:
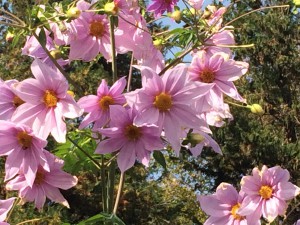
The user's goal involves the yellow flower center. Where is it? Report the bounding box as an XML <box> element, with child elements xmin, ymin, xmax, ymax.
<box><xmin>199</xmin><ymin>69</ymin><xmax>215</xmax><ymax>83</ymax></box>
<box><xmin>13</xmin><ymin>95</ymin><xmax>25</xmax><ymax>107</ymax></box>
<box><xmin>124</xmin><ymin>124</ymin><xmax>142</xmax><ymax>141</ymax></box>
<box><xmin>99</xmin><ymin>95</ymin><xmax>115</xmax><ymax>110</ymax></box>
<box><xmin>90</xmin><ymin>21</ymin><xmax>105</xmax><ymax>37</ymax></box>
<box><xmin>17</xmin><ymin>131</ymin><xmax>32</xmax><ymax>149</ymax></box>
<box><xmin>231</xmin><ymin>203</ymin><xmax>245</xmax><ymax>220</ymax></box>
<box><xmin>34</xmin><ymin>169</ymin><xmax>45</xmax><ymax>185</ymax></box>
<box><xmin>43</xmin><ymin>90</ymin><xmax>58</xmax><ymax>107</ymax></box>
<box><xmin>259</xmin><ymin>185</ymin><xmax>273</xmax><ymax>199</ymax></box>
<box><xmin>153</xmin><ymin>92</ymin><xmax>172</xmax><ymax>112</ymax></box>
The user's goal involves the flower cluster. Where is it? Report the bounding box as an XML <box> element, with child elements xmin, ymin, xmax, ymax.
<box><xmin>1</xmin><ymin>0</ymin><xmax>298</xmax><ymax>223</ymax></box>
<box><xmin>198</xmin><ymin>165</ymin><xmax>300</xmax><ymax>225</ymax></box>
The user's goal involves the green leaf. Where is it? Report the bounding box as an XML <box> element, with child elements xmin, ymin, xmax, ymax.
<box><xmin>77</xmin><ymin>213</ymin><xmax>125</xmax><ymax>225</ymax></box>
<box><xmin>78</xmin><ymin>213</ymin><xmax>111</xmax><ymax>225</ymax></box>
<box><xmin>38</xmin><ymin>28</ymin><xmax>47</xmax><ymax>47</ymax></box>
<box><xmin>153</xmin><ymin>151</ymin><xmax>167</xmax><ymax>170</ymax></box>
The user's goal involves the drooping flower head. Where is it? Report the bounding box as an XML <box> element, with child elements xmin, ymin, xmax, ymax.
<box><xmin>78</xmin><ymin>77</ymin><xmax>127</xmax><ymax>130</ymax></box>
<box><xmin>0</xmin><ymin>120</ymin><xmax>49</xmax><ymax>187</ymax></box>
<box><xmin>96</xmin><ymin>105</ymin><xmax>164</xmax><ymax>172</ymax></box>
<box><xmin>22</xmin><ymin>29</ymin><xmax>68</xmax><ymax>68</ymax></box>
<box><xmin>126</xmin><ymin>64</ymin><xmax>211</xmax><ymax>154</ymax></box>
<box><xmin>0</xmin><ymin>79</ymin><xmax>25</xmax><ymax>120</ymax></box>
<box><xmin>198</xmin><ymin>183</ymin><xmax>259</xmax><ymax>225</ymax></box>
<box><xmin>147</xmin><ymin>0</ymin><xmax>179</xmax><ymax>18</ymax></box>
<box><xmin>0</xmin><ymin>197</ymin><xmax>15</xmax><ymax>223</ymax></box>
<box><xmin>6</xmin><ymin>151</ymin><xmax>78</xmax><ymax>210</ymax></box>
<box><xmin>238</xmin><ymin>165</ymin><xmax>300</xmax><ymax>224</ymax></box>
<box><xmin>12</xmin><ymin>59</ymin><xmax>83</xmax><ymax>143</ymax></box>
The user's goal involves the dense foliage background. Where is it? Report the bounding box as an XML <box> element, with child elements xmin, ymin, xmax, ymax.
<box><xmin>0</xmin><ymin>0</ymin><xmax>299</xmax><ymax>224</ymax></box>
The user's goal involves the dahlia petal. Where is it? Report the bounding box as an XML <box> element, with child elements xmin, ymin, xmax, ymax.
<box><xmin>198</xmin><ymin>195</ymin><xmax>231</xmax><ymax>217</ymax></box>
<box><xmin>108</xmin><ymin>77</ymin><xmax>127</xmax><ymax>96</ymax></box>
<box><xmin>215</xmin><ymin>81</ymin><xmax>245</xmax><ymax>102</ymax></box>
<box><xmin>45</xmin><ymin>171</ymin><xmax>77</xmax><ymax>190</ymax></box>
<box><xmin>95</xmin><ymin>138</ymin><xmax>125</xmax><ymax>154</ymax></box>
<box><xmin>43</xmin><ymin>183</ymin><xmax>69</xmax><ymax>208</ymax></box>
<box><xmin>78</xmin><ymin>95</ymin><xmax>100</xmax><ymax>112</ymax></box>
<box><xmin>277</xmin><ymin>182</ymin><xmax>300</xmax><ymax>200</ymax></box>
<box><xmin>117</xmin><ymin>142</ymin><xmax>136</xmax><ymax>172</ymax></box>
<box><xmin>4</xmin><ymin>148</ymin><xmax>24</xmax><ymax>181</ymax></box>
<box><xmin>216</xmin><ymin>183</ymin><xmax>239</xmax><ymax>205</ymax></box>
<box><xmin>58</xmin><ymin>95</ymin><xmax>83</xmax><ymax>118</ymax></box>
<box><xmin>238</xmin><ymin>195</ymin><xmax>261</xmax><ymax>216</ymax></box>
<box><xmin>215</xmin><ymin>60</ymin><xmax>249</xmax><ymax>81</ymax></box>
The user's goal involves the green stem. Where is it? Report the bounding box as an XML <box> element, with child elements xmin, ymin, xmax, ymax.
<box><xmin>32</xmin><ymin>31</ymin><xmax>84</xmax><ymax>95</ymax></box>
<box><xmin>67</xmin><ymin>136</ymin><xmax>101</xmax><ymax>169</ymax></box>
<box><xmin>225</xmin><ymin>100</ymin><xmax>249</xmax><ymax>108</ymax></box>
<box><xmin>109</xmin><ymin>16</ymin><xmax>117</xmax><ymax>83</ymax></box>
<box><xmin>113</xmin><ymin>172</ymin><xmax>125</xmax><ymax>215</ymax></box>
<box><xmin>225</xmin><ymin>5</ymin><xmax>290</xmax><ymax>26</ymax></box>
<box><xmin>0</xmin><ymin>8</ymin><xmax>26</xmax><ymax>26</ymax></box>
<box><xmin>0</xmin><ymin>20</ymin><xmax>26</xmax><ymax>28</ymax></box>
<box><xmin>16</xmin><ymin>218</ymin><xmax>50</xmax><ymax>225</ymax></box>
<box><xmin>5</xmin><ymin>197</ymin><xmax>20</xmax><ymax>222</ymax></box>
<box><xmin>107</xmin><ymin>160</ymin><xmax>116</xmax><ymax>213</ymax></box>
<box><xmin>158</xmin><ymin>45</ymin><xmax>196</xmax><ymax>76</ymax></box>
<box><xmin>126</xmin><ymin>53</ymin><xmax>134</xmax><ymax>92</ymax></box>
<box><xmin>101</xmin><ymin>155</ymin><xmax>107</xmax><ymax>213</ymax></box>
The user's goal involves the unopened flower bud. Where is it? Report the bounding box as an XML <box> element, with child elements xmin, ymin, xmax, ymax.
<box><xmin>50</xmin><ymin>50</ymin><xmax>62</xmax><ymax>60</ymax></box>
<box><xmin>104</xmin><ymin>2</ymin><xmax>118</xmax><ymax>15</ymax></box>
<box><xmin>67</xmin><ymin>90</ymin><xmax>75</xmax><ymax>98</ymax></box>
<box><xmin>188</xmin><ymin>133</ymin><xmax>205</xmax><ymax>146</ymax></box>
<box><xmin>171</xmin><ymin>10</ymin><xmax>181</xmax><ymax>22</ymax></box>
<box><xmin>6</xmin><ymin>31</ymin><xmax>14</xmax><ymax>43</ymax></box>
<box><xmin>248</xmin><ymin>104</ymin><xmax>264</xmax><ymax>115</ymax></box>
<box><xmin>66</xmin><ymin>7</ymin><xmax>81</xmax><ymax>19</ymax></box>
<box><xmin>202</xmin><ymin>9</ymin><xmax>212</xmax><ymax>19</ymax></box>
<box><xmin>189</xmin><ymin>8</ymin><xmax>196</xmax><ymax>15</ymax></box>
<box><xmin>153</xmin><ymin>39</ymin><xmax>163</xmax><ymax>50</ymax></box>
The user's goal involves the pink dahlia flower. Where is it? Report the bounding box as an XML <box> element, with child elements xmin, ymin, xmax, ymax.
<box><xmin>0</xmin><ymin>79</ymin><xmax>24</xmax><ymax>120</ymax></box>
<box><xmin>96</xmin><ymin>105</ymin><xmax>164</xmax><ymax>172</ymax></box>
<box><xmin>0</xmin><ymin>197</ymin><xmax>15</xmax><ymax>223</ymax></box>
<box><xmin>188</xmin><ymin>51</ymin><xmax>248</xmax><ymax>102</ymax></box>
<box><xmin>198</xmin><ymin>183</ymin><xmax>259</xmax><ymax>225</ymax></box>
<box><xmin>0</xmin><ymin>120</ymin><xmax>49</xmax><ymax>187</ymax></box>
<box><xmin>11</xmin><ymin>59</ymin><xmax>83</xmax><ymax>142</ymax></box>
<box><xmin>69</xmin><ymin>0</ymin><xmax>122</xmax><ymax>61</ymax></box>
<box><xmin>126</xmin><ymin>64</ymin><xmax>211</xmax><ymax>154</ymax></box>
<box><xmin>147</xmin><ymin>0</ymin><xmax>179</xmax><ymax>18</ymax></box>
<box><xmin>6</xmin><ymin>151</ymin><xmax>77</xmax><ymax>210</ymax></box>
<box><xmin>78</xmin><ymin>77</ymin><xmax>126</xmax><ymax>129</ymax></box>
<box><xmin>238</xmin><ymin>165</ymin><xmax>300</xmax><ymax>224</ymax></box>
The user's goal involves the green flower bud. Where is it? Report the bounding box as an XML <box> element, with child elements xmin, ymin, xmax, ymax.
<box><xmin>171</xmin><ymin>10</ymin><xmax>181</xmax><ymax>22</ymax></box>
<box><xmin>188</xmin><ymin>133</ymin><xmax>205</xmax><ymax>147</ymax></box>
<box><xmin>248</xmin><ymin>104</ymin><xmax>264</xmax><ymax>115</ymax></box>
<box><xmin>50</xmin><ymin>50</ymin><xmax>62</xmax><ymax>60</ymax></box>
<box><xmin>66</xmin><ymin>7</ymin><xmax>81</xmax><ymax>20</ymax></box>
<box><xmin>6</xmin><ymin>31</ymin><xmax>14</xmax><ymax>43</ymax></box>
<box><xmin>104</xmin><ymin>2</ymin><xmax>118</xmax><ymax>15</ymax></box>
<box><xmin>153</xmin><ymin>39</ymin><xmax>163</xmax><ymax>50</ymax></box>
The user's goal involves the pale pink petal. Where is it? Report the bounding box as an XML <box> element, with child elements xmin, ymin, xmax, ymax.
<box><xmin>117</xmin><ymin>142</ymin><xmax>136</xmax><ymax>172</ymax></box>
